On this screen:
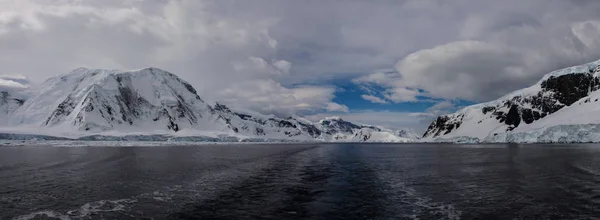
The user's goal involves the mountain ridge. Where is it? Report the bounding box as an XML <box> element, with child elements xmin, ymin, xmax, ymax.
<box><xmin>0</xmin><ymin>67</ymin><xmax>417</xmax><ymax>142</ymax></box>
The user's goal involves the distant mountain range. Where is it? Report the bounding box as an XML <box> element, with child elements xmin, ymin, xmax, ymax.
<box><xmin>6</xmin><ymin>58</ymin><xmax>600</xmax><ymax>144</ymax></box>
<box><xmin>423</xmin><ymin>59</ymin><xmax>600</xmax><ymax>143</ymax></box>
<box><xmin>0</xmin><ymin>67</ymin><xmax>417</xmax><ymax>142</ymax></box>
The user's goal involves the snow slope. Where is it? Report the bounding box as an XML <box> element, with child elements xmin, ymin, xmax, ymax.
<box><xmin>423</xmin><ymin>59</ymin><xmax>600</xmax><ymax>143</ymax></box>
<box><xmin>0</xmin><ymin>67</ymin><xmax>417</xmax><ymax>142</ymax></box>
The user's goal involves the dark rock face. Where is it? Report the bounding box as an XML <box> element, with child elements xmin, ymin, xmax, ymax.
<box><xmin>354</xmin><ymin>130</ymin><xmax>371</xmax><ymax>141</ymax></box>
<box><xmin>298</xmin><ymin>121</ymin><xmax>321</xmax><ymax>137</ymax></box>
<box><xmin>482</xmin><ymin>106</ymin><xmax>496</xmax><ymax>114</ymax></box>
<box><xmin>541</xmin><ymin>73</ymin><xmax>599</xmax><ymax>106</ymax></box>
<box><xmin>213</xmin><ymin>103</ymin><xmax>232</xmax><ymax>113</ymax></box>
<box><xmin>236</xmin><ymin>113</ymin><xmax>253</xmax><ymax>120</ymax></box>
<box><xmin>504</xmin><ymin>104</ymin><xmax>520</xmax><ymax>130</ymax></box>
<box><xmin>319</xmin><ymin>118</ymin><xmax>380</xmax><ymax>136</ymax></box>
<box><xmin>423</xmin><ymin>67</ymin><xmax>600</xmax><ymax>138</ymax></box>
<box><xmin>396</xmin><ymin>130</ymin><xmax>414</xmax><ymax>138</ymax></box>
<box><xmin>269</xmin><ymin>118</ymin><xmax>297</xmax><ymax>128</ymax></box>
<box><xmin>45</xmin><ymin>95</ymin><xmax>77</xmax><ymax>126</ymax></box>
<box><xmin>255</xmin><ymin>127</ymin><xmax>265</xmax><ymax>136</ymax></box>
<box><xmin>423</xmin><ymin>115</ymin><xmax>463</xmax><ymax>138</ymax></box>
<box><xmin>320</xmin><ymin>118</ymin><xmax>362</xmax><ymax>134</ymax></box>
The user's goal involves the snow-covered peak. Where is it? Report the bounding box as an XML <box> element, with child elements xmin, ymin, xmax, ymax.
<box><xmin>58</xmin><ymin>67</ymin><xmax>203</xmax><ymax>104</ymax></box>
<box><xmin>10</xmin><ymin>67</ymin><xmax>229</xmax><ymax>134</ymax></box>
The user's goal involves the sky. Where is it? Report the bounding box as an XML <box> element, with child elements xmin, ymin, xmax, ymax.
<box><xmin>1</xmin><ymin>0</ymin><xmax>600</xmax><ymax>134</ymax></box>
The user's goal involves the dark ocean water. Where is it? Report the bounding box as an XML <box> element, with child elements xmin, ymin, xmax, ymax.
<box><xmin>2</xmin><ymin>143</ymin><xmax>600</xmax><ymax>219</ymax></box>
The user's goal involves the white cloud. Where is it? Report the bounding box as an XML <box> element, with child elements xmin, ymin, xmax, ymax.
<box><xmin>347</xmin><ymin>1</ymin><xmax>600</xmax><ymax>104</ymax></box>
<box><xmin>325</xmin><ymin>102</ymin><xmax>349</xmax><ymax>112</ymax></box>
<box><xmin>425</xmin><ymin>100</ymin><xmax>456</xmax><ymax>115</ymax></box>
<box><xmin>356</xmin><ymin>21</ymin><xmax>600</xmax><ymax>103</ymax></box>
<box><xmin>232</xmin><ymin>57</ymin><xmax>291</xmax><ymax>77</ymax></box>
<box><xmin>0</xmin><ymin>74</ymin><xmax>29</xmax><ymax>92</ymax></box>
<box><xmin>353</xmin><ymin>71</ymin><xmax>421</xmax><ymax>103</ymax></box>
<box><xmin>360</xmin><ymin>94</ymin><xmax>388</xmax><ymax>104</ymax></box>
<box><xmin>383</xmin><ymin>87</ymin><xmax>421</xmax><ymax>103</ymax></box>
<box><xmin>0</xmin><ymin>78</ymin><xmax>27</xmax><ymax>90</ymax></box>
<box><xmin>216</xmin><ymin>79</ymin><xmax>345</xmax><ymax>116</ymax></box>
<box><xmin>395</xmin><ymin>40</ymin><xmax>526</xmax><ymax>101</ymax></box>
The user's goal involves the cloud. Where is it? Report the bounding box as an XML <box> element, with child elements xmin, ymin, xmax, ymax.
<box><xmin>325</xmin><ymin>102</ymin><xmax>349</xmax><ymax>113</ymax></box>
<box><xmin>395</xmin><ymin>23</ymin><xmax>600</xmax><ymax>102</ymax></box>
<box><xmin>395</xmin><ymin>40</ymin><xmax>531</xmax><ymax>101</ymax></box>
<box><xmin>216</xmin><ymin>79</ymin><xmax>346</xmax><ymax>116</ymax></box>
<box><xmin>355</xmin><ymin>17</ymin><xmax>600</xmax><ymax>103</ymax></box>
<box><xmin>0</xmin><ymin>75</ymin><xmax>29</xmax><ymax>92</ymax></box>
<box><xmin>360</xmin><ymin>94</ymin><xmax>387</xmax><ymax>104</ymax></box>
<box><xmin>0</xmin><ymin>0</ymin><xmax>317</xmax><ymax>115</ymax></box>
<box><xmin>425</xmin><ymin>100</ymin><xmax>457</xmax><ymax>115</ymax></box>
<box><xmin>232</xmin><ymin>57</ymin><xmax>291</xmax><ymax>77</ymax></box>
<box><xmin>3</xmin><ymin>0</ymin><xmax>600</xmax><ymax>123</ymax></box>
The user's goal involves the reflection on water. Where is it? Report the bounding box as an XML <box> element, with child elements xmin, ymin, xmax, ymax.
<box><xmin>2</xmin><ymin>144</ymin><xmax>600</xmax><ymax>219</ymax></box>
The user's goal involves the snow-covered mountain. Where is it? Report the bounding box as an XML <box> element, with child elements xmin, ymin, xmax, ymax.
<box><xmin>317</xmin><ymin>117</ymin><xmax>415</xmax><ymax>142</ymax></box>
<box><xmin>211</xmin><ymin>105</ymin><xmax>417</xmax><ymax>142</ymax></box>
<box><xmin>0</xmin><ymin>67</ymin><xmax>416</xmax><ymax>142</ymax></box>
<box><xmin>211</xmin><ymin>103</ymin><xmax>322</xmax><ymax>141</ymax></box>
<box><xmin>9</xmin><ymin>67</ymin><xmax>231</xmax><ymax>134</ymax></box>
<box><xmin>423</xmin><ymin>59</ymin><xmax>600</xmax><ymax>143</ymax></box>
